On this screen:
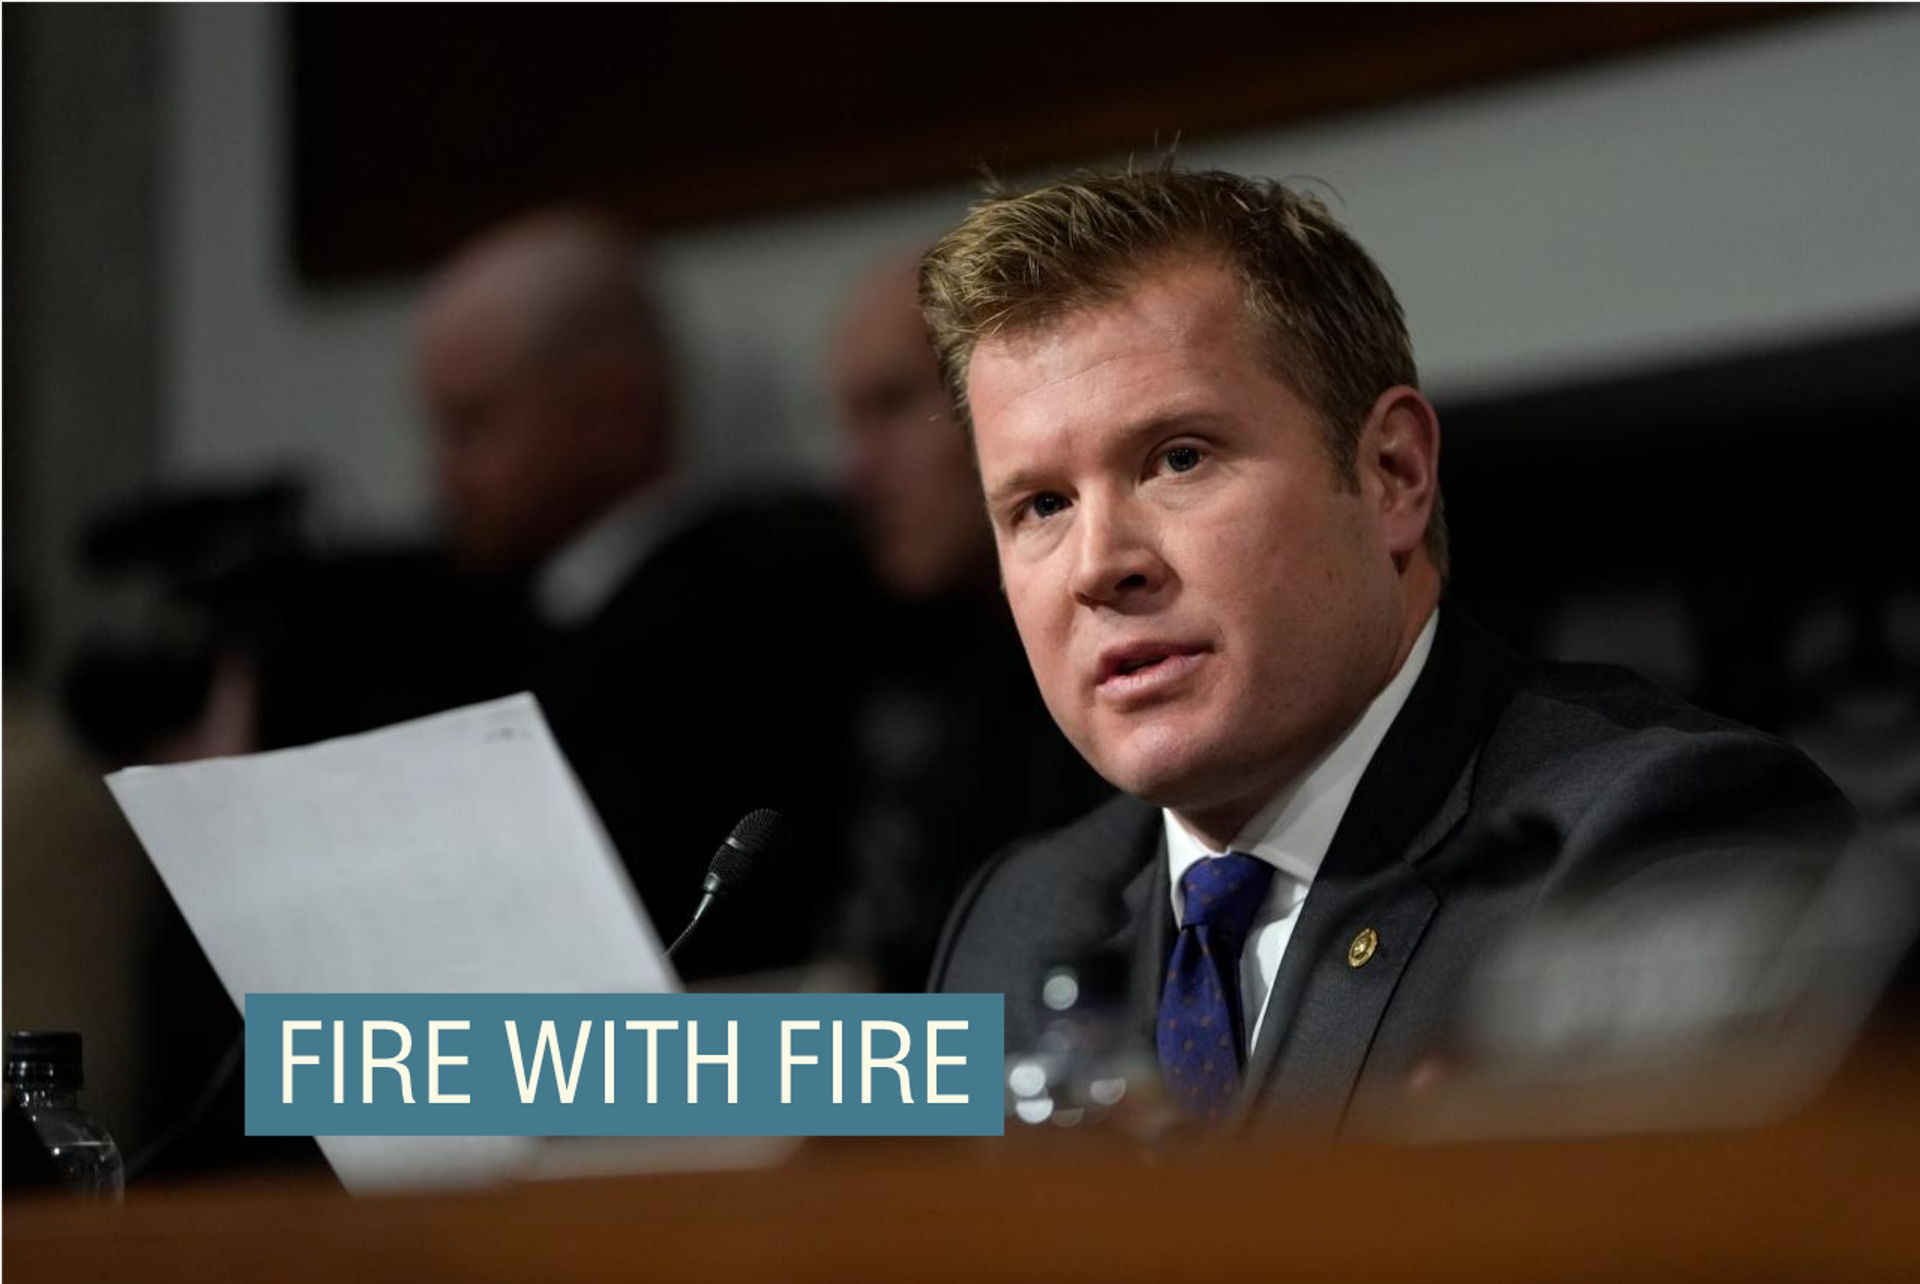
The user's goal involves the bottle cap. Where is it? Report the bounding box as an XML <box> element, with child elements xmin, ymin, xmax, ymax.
<box><xmin>6</xmin><ymin>1031</ymin><xmax>84</xmax><ymax>1088</ymax></box>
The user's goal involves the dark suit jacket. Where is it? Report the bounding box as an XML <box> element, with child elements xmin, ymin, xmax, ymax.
<box><xmin>530</xmin><ymin>492</ymin><xmax>874</xmax><ymax>979</ymax></box>
<box><xmin>930</xmin><ymin>608</ymin><xmax>1857</xmax><ymax>1135</ymax></box>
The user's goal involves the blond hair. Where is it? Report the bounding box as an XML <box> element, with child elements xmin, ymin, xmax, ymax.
<box><xmin>920</xmin><ymin>162</ymin><xmax>1447</xmax><ymax>578</ymax></box>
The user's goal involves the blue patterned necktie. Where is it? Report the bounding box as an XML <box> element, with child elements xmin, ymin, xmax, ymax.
<box><xmin>1157</xmin><ymin>853</ymin><xmax>1276</xmax><ymax>1121</ymax></box>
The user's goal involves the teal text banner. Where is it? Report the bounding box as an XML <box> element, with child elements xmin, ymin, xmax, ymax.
<box><xmin>246</xmin><ymin>993</ymin><xmax>1003</xmax><ymax>1137</ymax></box>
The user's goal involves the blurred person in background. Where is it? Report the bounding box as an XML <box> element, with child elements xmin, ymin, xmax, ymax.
<box><xmin>72</xmin><ymin>212</ymin><xmax>871</xmax><ymax>1180</ymax></box>
<box><xmin>102</xmin><ymin>209</ymin><xmax>866</xmax><ymax>946</ymax></box>
<box><xmin>417</xmin><ymin>210</ymin><xmax>678</xmax><ymax>583</ymax></box>
<box><xmin>828</xmin><ymin>252</ymin><xmax>1108</xmax><ymax>991</ymax></box>
<box><xmin>415</xmin><ymin>210</ymin><xmax>868</xmax><ymax>979</ymax></box>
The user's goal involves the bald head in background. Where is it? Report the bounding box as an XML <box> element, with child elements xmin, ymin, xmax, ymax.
<box><xmin>416</xmin><ymin>212</ymin><xmax>675</xmax><ymax>573</ymax></box>
<box><xmin>830</xmin><ymin>251</ymin><xmax>995</xmax><ymax>600</ymax></box>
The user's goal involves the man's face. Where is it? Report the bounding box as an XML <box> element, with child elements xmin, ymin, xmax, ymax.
<box><xmin>418</xmin><ymin>309</ymin><xmax>585</xmax><ymax>574</ymax></box>
<box><xmin>831</xmin><ymin>267</ymin><xmax>994</xmax><ymax>598</ymax></box>
<box><xmin>967</xmin><ymin>258</ymin><xmax>1412</xmax><ymax>837</ymax></box>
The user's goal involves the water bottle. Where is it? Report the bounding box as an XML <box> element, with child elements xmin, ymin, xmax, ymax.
<box><xmin>5</xmin><ymin>1031</ymin><xmax>125</xmax><ymax>1201</ymax></box>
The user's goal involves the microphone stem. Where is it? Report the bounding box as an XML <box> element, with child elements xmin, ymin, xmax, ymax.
<box><xmin>666</xmin><ymin>892</ymin><xmax>716</xmax><ymax>959</ymax></box>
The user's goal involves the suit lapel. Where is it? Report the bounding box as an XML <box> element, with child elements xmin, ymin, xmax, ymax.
<box><xmin>1057</xmin><ymin>802</ymin><xmax>1170</xmax><ymax>1060</ymax></box>
<box><xmin>1116</xmin><ymin>830</ymin><xmax>1172</xmax><ymax>1055</ymax></box>
<box><xmin>1236</xmin><ymin>608</ymin><xmax>1521</xmax><ymax>1132</ymax></box>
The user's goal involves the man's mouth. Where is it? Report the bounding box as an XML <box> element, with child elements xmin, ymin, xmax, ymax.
<box><xmin>1096</xmin><ymin>642</ymin><xmax>1209</xmax><ymax>690</ymax></box>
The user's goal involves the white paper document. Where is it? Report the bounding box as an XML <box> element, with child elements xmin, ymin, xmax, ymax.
<box><xmin>106</xmin><ymin>694</ymin><xmax>677</xmax><ymax>1193</ymax></box>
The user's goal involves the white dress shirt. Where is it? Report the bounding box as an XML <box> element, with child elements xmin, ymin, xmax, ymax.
<box><xmin>1164</xmin><ymin>609</ymin><xmax>1437</xmax><ymax>1053</ymax></box>
<box><xmin>531</xmin><ymin>481</ymin><xmax>696</xmax><ymax>629</ymax></box>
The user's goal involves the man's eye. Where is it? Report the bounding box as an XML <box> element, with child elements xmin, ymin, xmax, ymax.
<box><xmin>1029</xmin><ymin>492</ymin><xmax>1070</xmax><ymax>520</ymax></box>
<box><xmin>1164</xmin><ymin>445</ymin><xmax>1204</xmax><ymax>474</ymax></box>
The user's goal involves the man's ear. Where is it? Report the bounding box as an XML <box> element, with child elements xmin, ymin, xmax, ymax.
<box><xmin>1359</xmin><ymin>385</ymin><xmax>1441</xmax><ymax>559</ymax></box>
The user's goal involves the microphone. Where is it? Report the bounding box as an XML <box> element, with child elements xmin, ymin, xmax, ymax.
<box><xmin>665</xmin><ymin>809</ymin><xmax>787</xmax><ymax>960</ymax></box>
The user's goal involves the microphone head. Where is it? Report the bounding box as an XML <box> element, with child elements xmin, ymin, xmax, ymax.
<box><xmin>703</xmin><ymin>808</ymin><xmax>787</xmax><ymax>899</ymax></box>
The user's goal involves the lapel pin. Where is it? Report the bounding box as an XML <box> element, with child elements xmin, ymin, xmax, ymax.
<box><xmin>1347</xmin><ymin>927</ymin><xmax>1379</xmax><ymax>968</ymax></box>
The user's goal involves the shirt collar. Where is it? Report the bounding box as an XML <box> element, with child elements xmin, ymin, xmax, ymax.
<box><xmin>1165</xmin><ymin>608</ymin><xmax>1439</xmax><ymax>912</ymax></box>
<box><xmin>531</xmin><ymin>481</ymin><xmax>691</xmax><ymax>628</ymax></box>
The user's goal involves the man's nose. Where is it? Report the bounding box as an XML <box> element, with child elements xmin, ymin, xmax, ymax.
<box><xmin>1069</xmin><ymin>497</ymin><xmax>1169</xmax><ymax>608</ymax></box>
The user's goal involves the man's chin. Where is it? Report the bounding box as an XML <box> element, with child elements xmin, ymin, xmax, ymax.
<box><xmin>1088</xmin><ymin>724</ymin><xmax>1289</xmax><ymax>832</ymax></box>
<box><xmin>1090</xmin><ymin>741</ymin><xmax>1222</xmax><ymax>813</ymax></box>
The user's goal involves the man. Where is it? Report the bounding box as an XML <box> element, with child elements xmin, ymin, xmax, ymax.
<box><xmin>834</xmin><ymin>249</ymin><xmax>1003</xmax><ymax>603</ymax></box>
<box><xmin>417</xmin><ymin>211</ymin><xmax>866</xmax><ymax>977</ymax></box>
<box><xmin>828</xmin><ymin>252</ymin><xmax>1109</xmax><ymax>991</ymax></box>
<box><xmin>923</xmin><ymin>166</ymin><xmax>1855</xmax><ymax>1132</ymax></box>
<box><xmin>416</xmin><ymin>210</ymin><xmax>678</xmax><ymax>583</ymax></box>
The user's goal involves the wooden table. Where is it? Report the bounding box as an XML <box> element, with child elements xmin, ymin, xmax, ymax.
<box><xmin>9</xmin><ymin>1073</ymin><xmax>1919</xmax><ymax>1282</ymax></box>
